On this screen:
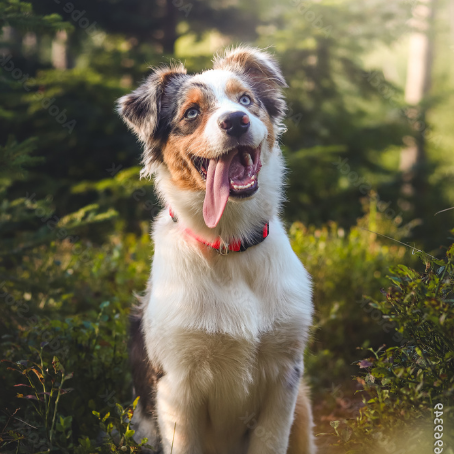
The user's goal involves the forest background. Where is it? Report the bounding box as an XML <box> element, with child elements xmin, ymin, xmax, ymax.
<box><xmin>1</xmin><ymin>0</ymin><xmax>454</xmax><ymax>452</ymax></box>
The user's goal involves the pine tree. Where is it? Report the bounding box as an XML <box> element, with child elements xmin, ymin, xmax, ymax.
<box><xmin>252</xmin><ymin>0</ymin><xmax>452</xmax><ymax>247</ymax></box>
<box><xmin>0</xmin><ymin>0</ymin><xmax>117</xmax><ymax>354</ymax></box>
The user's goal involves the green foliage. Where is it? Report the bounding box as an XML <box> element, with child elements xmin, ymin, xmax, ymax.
<box><xmin>255</xmin><ymin>0</ymin><xmax>412</xmax><ymax>228</ymax></box>
<box><xmin>1</xmin><ymin>352</ymin><xmax>75</xmax><ymax>450</ymax></box>
<box><xmin>2</xmin><ymin>0</ymin><xmax>452</xmax><ymax>250</ymax></box>
<box><xmin>1</xmin><ymin>262</ymin><xmax>151</xmax><ymax>452</ymax></box>
<box><xmin>0</xmin><ymin>137</ymin><xmax>49</xmax><ymax>255</ymax></box>
<box><xmin>291</xmin><ymin>201</ymin><xmax>413</xmax><ymax>388</ymax></box>
<box><xmin>0</xmin><ymin>0</ymin><xmax>72</xmax><ymax>32</ymax></box>
<box><xmin>324</xmin><ymin>232</ymin><xmax>454</xmax><ymax>453</ymax></box>
<box><xmin>88</xmin><ymin>397</ymin><xmax>153</xmax><ymax>454</ymax></box>
<box><xmin>0</xmin><ymin>136</ymin><xmax>42</xmax><ymax>176</ymax></box>
<box><xmin>0</xmin><ymin>195</ymin><xmax>450</xmax><ymax>453</ymax></box>
<box><xmin>0</xmin><ymin>97</ymin><xmax>151</xmax><ymax>450</ymax></box>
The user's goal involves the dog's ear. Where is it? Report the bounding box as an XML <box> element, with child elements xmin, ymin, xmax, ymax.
<box><xmin>213</xmin><ymin>46</ymin><xmax>287</xmax><ymax>122</ymax></box>
<box><xmin>117</xmin><ymin>64</ymin><xmax>187</xmax><ymax>176</ymax></box>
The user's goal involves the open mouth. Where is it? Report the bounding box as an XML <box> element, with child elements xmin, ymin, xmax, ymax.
<box><xmin>192</xmin><ymin>145</ymin><xmax>262</xmax><ymax>228</ymax></box>
<box><xmin>192</xmin><ymin>146</ymin><xmax>262</xmax><ymax>198</ymax></box>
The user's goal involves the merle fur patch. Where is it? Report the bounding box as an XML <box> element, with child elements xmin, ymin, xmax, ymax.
<box><xmin>129</xmin><ymin>312</ymin><xmax>164</xmax><ymax>452</ymax></box>
<box><xmin>285</xmin><ymin>363</ymin><xmax>303</xmax><ymax>390</ymax></box>
<box><xmin>117</xmin><ymin>64</ymin><xmax>189</xmax><ymax>170</ymax></box>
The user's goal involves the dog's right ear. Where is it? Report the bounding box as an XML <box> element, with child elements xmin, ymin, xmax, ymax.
<box><xmin>117</xmin><ymin>64</ymin><xmax>187</xmax><ymax>174</ymax></box>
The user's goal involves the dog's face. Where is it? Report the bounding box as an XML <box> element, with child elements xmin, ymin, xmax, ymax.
<box><xmin>118</xmin><ymin>47</ymin><xmax>287</xmax><ymax>228</ymax></box>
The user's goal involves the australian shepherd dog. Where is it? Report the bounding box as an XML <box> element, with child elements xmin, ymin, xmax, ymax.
<box><xmin>117</xmin><ymin>46</ymin><xmax>316</xmax><ymax>454</ymax></box>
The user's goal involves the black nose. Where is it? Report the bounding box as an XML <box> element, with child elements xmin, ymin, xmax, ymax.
<box><xmin>218</xmin><ymin>111</ymin><xmax>250</xmax><ymax>137</ymax></box>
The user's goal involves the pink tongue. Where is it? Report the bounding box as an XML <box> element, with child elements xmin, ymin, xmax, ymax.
<box><xmin>203</xmin><ymin>151</ymin><xmax>237</xmax><ymax>228</ymax></box>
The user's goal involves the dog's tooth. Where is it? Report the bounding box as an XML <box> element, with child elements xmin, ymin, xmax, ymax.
<box><xmin>231</xmin><ymin>178</ymin><xmax>258</xmax><ymax>191</ymax></box>
<box><xmin>244</xmin><ymin>153</ymin><xmax>253</xmax><ymax>167</ymax></box>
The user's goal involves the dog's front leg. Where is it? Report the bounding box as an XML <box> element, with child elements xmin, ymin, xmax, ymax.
<box><xmin>156</xmin><ymin>375</ymin><xmax>203</xmax><ymax>454</ymax></box>
<box><xmin>246</xmin><ymin>366</ymin><xmax>302</xmax><ymax>454</ymax></box>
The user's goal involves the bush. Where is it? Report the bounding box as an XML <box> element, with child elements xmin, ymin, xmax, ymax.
<box><xmin>1</xmin><ymin>218</ymin><xmax>152</xmax><ymax>451</ymax></box>
<box><xmin>290</xmin><ymin>200</ymin><xmax>414</xmax><ymax>390</ymax></box>
<box><xmin>1</xmin><ymin>308</ymin><xmax>155</xmax><ymax>452</ymax></box>
<box><xmin>325</xmin><ymin>231</ymin><xmax>454</xmax><ymax>453</ymax></box>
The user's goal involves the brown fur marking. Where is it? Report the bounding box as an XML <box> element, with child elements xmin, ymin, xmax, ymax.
<box><xmin>162</xmin><ymin>108</ymin><xmax>211</xmax><ymax>191</ymax></box>
<box><xmin>287</xmin><ymin>383</ymin><xmax>316</xmax><ymax>454</ymax></box>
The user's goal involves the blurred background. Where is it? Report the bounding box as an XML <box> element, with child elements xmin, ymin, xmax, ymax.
<box><xmin>1</xmin><ymin>0</ymin><xmax>453</xmax><ymax>453</ymax></box>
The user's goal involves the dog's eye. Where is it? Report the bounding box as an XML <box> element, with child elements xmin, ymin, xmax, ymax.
<box><xmin>239</xmin><ymin>95</ymin><xmax>252</xmax><ymax>106</ymax></box>
<box><xmin>185</xmin><ymin>108</ymin><xmax>199</xmax><ymax>120</ymax></box>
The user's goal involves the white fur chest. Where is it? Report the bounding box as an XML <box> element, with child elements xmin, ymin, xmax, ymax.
<box><xmin>142</xmin><ymin>214</ymin><xmax>313</xmax><ymax>380</ymax></box>
<box><xmin>145</xmin><ymin>214</ymin><xmax>311</xmax><ymax>329</ymax></box>
<box><xmin>141</xmin><ymin>216</ymin><xmax>312</xmax><ymax>452</ymax></box>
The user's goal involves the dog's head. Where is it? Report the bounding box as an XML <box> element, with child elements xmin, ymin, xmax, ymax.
<box><xmin>117</xmin><ymin>47</ymin><xmax>287</xmax><ymax>232</ymax></box>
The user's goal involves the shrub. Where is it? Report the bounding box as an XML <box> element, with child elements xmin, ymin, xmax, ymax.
<box><xmin>1</xmin><ymin>227</ymin><xmax>152</xmax><ymax>452</ymax></box>
<box><xmin>290</xmin><ymin>200</ymin><xmax>413</xmax><ymax>390</ymax></box>
<box><xmin>325</xmin><ymin>230</ymin><xmax>454</xmax><ymax>453</ymax></box>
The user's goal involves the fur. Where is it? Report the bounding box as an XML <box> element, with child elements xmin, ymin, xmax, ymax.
<box><xmin>118</xmin><ymin>46</ymin><xmax>316</xmax><ymax>454</ymax></box>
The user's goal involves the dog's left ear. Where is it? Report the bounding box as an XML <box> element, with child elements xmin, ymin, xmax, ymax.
<box><xmin>213</xmin><ymin>46</ymin><xmax>287</xmax><ymax>123</ymax></box>
<box><xmin>117</xmin><ymin>64</ymin><xmax>187</xmax><ymax>176</ymax></box>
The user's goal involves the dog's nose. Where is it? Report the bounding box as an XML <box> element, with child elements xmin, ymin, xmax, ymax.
<box><xmin>218</xmin><ymin>111</ymin><xmax>250</xmax><ymax>137</ymax></box>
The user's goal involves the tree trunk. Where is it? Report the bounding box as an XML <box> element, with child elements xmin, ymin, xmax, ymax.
<box><xmin>52</xmin><ymin>30</ymin><xmax>69</xmax><ymax>70</ymax></box>
<box><xmin>399</xmin><ymin>0</ymin><xmax>435</xmax><ymax>209</ymax></box>
<box><xmin>22</xmin><ymin>32</ymin><xmax>38</xmax><ymax>58</ymax></box>
<box><xmin>451</xmin><ymin>0</ymin><xmax>454</xmax><ymax>44</ymax></box>
<box><xmin>2</xmin><ymin>26</ymin><xmax>21</xmax><ymax>58</ymax></box>
<box><xmin>162</xmin><ymin>0</ymin><xmax>178</xmax><ymax>54</ymax></box>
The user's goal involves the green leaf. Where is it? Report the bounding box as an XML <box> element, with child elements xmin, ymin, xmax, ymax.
<box><xmin>52</xmin><ymin>356</ymin><xmax>64</xmax><ymax>374</ymax></box>
<box><xmin>124</xmin><ymin>429</ymin><xmax>135</xmax><ymax>439</ymax></box>
<box><xmin>330</xmin><ymin>420</ymin><xmax>340</xmax><ymax>432</ymax></box>
<box><xmin>100</xmin><ymin>301</ymin><xmax>110</xmax><ymax>310</ymax></box>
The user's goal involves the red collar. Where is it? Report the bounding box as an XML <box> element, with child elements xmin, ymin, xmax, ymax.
<box><xmin>169</xmin><ymin>208</ymin><xmax>269</xmax><ymax>255</ymax></box>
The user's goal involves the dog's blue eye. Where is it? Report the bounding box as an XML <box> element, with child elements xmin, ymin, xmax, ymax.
<box><xmin>185</xmin><ymin>108</ymin><xmax>199</xmax><ymax>119</ymax></box>
<box><xmin>239</xmin><ymin>95</ymin><xmax>252</xmax><ymax>106</ymax></box>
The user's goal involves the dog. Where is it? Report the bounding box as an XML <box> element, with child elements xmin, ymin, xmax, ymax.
<box><xmin>117</xmin><ymin>46</ymin><xmax>316</xmax><ymax>454</ymax></box>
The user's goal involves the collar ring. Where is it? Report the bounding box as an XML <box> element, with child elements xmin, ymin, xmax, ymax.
<box><xmin>218</xmin><ymin>241</ymin><xmax>230</xmax><ymax>255</ymax></box>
